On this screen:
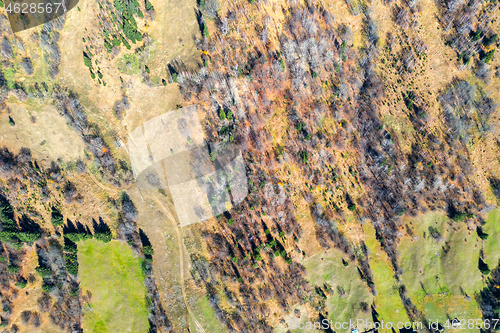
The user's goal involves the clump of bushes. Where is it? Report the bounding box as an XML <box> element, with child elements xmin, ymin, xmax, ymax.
<box><xmin>50</xmin><ymin>207</ymin><xmax>64</xmax><ymax>227</ymax></box>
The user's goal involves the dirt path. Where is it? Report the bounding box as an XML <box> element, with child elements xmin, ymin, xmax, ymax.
<box><xmin>85</xmin><ymin>160</ymin><xmax>207</xmax><ymax>332</ymax></box>
<box><xmin>87</xmin><ymin>172</ymin><xmax>121</xmax><ymax>194</ymax></box>
<box><xmin>149</xmin><ymin>194</ymin><xmax>207</xmax><ymax>333</ymax></box>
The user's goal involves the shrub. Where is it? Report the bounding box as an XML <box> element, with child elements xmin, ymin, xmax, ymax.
<box><xmin>94</xmin><ymin>232</ymin><xmax>112</xmax><ymax>243</ymax></box>
<box><xmin>275</xmin><ymin>145</ymin><xmax>284</xmax><ymax>156</ymax></box>
<box><xmin>11</xmin><ymin>241</ymin><xmax>23</xmax><ymax>251</ymax></box>
<box><xmin>472</xmin><ymin>30</ymin><xmax>482</xmax><ymax>41</ymax></box>
<box><xmin>120</xmin><ymin>35</ymin><xmax>131</xmax><ymax>49</ymax></box>
<box><xmin>227</xmin><ymin>218</ymin><xmax>235</xmax><ymax>226</ymax></box>
<box><xmin>219</xmin><ymin>109</ymin><xmax>226</xmax><ymax>120</ymax></box>
<box><xmin>348</xmin><ymin>204</ymin><xmax>357</xmax><ymax>212</ymax></box>
<box><xmin>450</xmin><ymin>211</ymin><xmax>467</xmax><ymax>222</ymax></box>
<box><xmin>64</xmin><ymin>241</ymin><xmax>77</xmax><ymax>253</ymax></box>
<box><xmin>41</xmin><ymin>282</ymin><xmax>54</xmax><ymax>293</ymax></box>
<box><xmin>51</xmin><ymin>208</ymin><xmax>64</xmax><ymax>227</ymax></box>
<box><xmin>17</xmin><ymin>232</ymin><xmax>40</xmax><ymax>244</ymax></box>
<box><xmin>295</xmin><ymin>121</ymin><xmax>305</xmax><ymax>132</ymax></box>
<box><xmin>143</xmin><ymin>245</ymin><xmax>154</xmax><ymax>255</ymax></box>
<box><xmin>232</xmin><ymin>257</ymin><xmax>238</xmax><ymax>263</ymax></box>
<box><xmin>140</xmin><ymin>259</ymin><xmax>151</xmax><ymax>275</ymax></box>
<box><xmin>7</xmin><ymin>265</ymin><xmax>20</xmax><ymax>274</ymax></box>
<box><xmin>0</xmin><ymin>232</ymin><xmax>13</xmax><ymax>243</ymax></box>
<box><xmin>477</xmin><ymin>227</ymin><xmax>489</xmax><ymax>240</ymax></box>
<box><xmin>66</xmin><ymin>262</ymin><xmax>78</xmax><ymax>275</ymax></box>
<box><xmin>65</xmin><ymin>251</ymin><xmax>77</xmax><ymax>260</ymax></box>
<box><xmin>105</xmin><ymin>40</ymin><xmax>113</xmax><ymax>53</ymax></box>
<box><xmin>15</xmin><ymin>279</ymin><xmax>27</xmax><ymax>289</ymax></box>
<box><xmin>0</xmin><ymin>199</ymin><xmax>14</xmax><ymax>222</ymax></box>
<box><xmin>65</xmin><ymin>232</ymin><xmax>91</xmax><ymax>243</ymax></box>
<box><xmin>70</xmin><ymin>287</ymin><xmax>79</xmax><ymax>297</ymax></box>
<box><xmin>35</xmin><ymin>267</ymin><xmax>51</xmax><ymax>278</ymax></box>
<box><xmin>428</xmin><ymin>226</ymin><xmax>441</xmax><ymax>239</ymax></box>
<box><xmin>479</xmin><ymin>257</ymin><xmax>490</xmax><ymax>275</ymax></box>
<box><xmin>481</xmin><ymin>50</ymin><xmax>495</xmax><ymax>63</ymax></box>
<box><xmin>483</xmin><ymin>34</ymin><xmax>498</xmax><ymax>47</ymax></box>
<box><xmin>83</xmin><ymin>52</ymin><xmax>92</xmax><ymax>68</ymax></box>
<box><xmin>299</xmin><ymin>150</ymin><xmax>309</xmax><ymax>163</ymax></box>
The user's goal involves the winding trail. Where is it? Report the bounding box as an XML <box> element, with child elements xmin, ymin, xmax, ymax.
<box><xmin>149</xmin><ymin>194</ymin><xmax>207</xmax><ymax>333</ymax></box>
<box><xmin>87</xmin><ymin>172</ymin><xmax>121</xmax><ymax>193</ymax></box>
<box><xmin>86</xmin><ymin>172</ymin><xmax>206</xmax><ymax>332</ymax></box>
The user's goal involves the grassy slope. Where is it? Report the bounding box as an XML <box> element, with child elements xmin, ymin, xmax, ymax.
<box><xmin>484</xmin><ymin>209</ymin><xmax>500</xmax><ymax>269</ymax></box>
<box><xmin>303</xmin><ymin>249</ymin><xmax>373</xmax><ymax>331</ymax></box>
<box><xmin>190</xmin><ymin>296</ymin><xmax>227</xmax><ymax>333</ymax></box>
<box><xmin>398</xmin><ymin>211</ymin><xmax>483</xmax><ymax>329</ymax></box>
<box><xmin>78</xmin><ymin>239</ymin><xmax>149</xmax><ymax>333</ymax></box>
<box><xmin>363</xmin><ymin>223</ymin><xmax>409</xmax><ymax>332</ymax></box>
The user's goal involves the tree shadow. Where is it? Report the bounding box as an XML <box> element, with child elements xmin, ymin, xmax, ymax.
<box><xmin>18</xmin><ymin>215</ymin><xmax>41</xmax><ymax>233</ymax></box>
<box><xmin>92</xmin><ymin>217</ymin><xmax>111</xmax><ymax>235</ymax></box>
<box><xmin>63</xmin><ymin>219</ymin><xmax>91</xmax><ymax>235</ymax></box>
<box><xmin>139</xmin><ymin>228</ymin><xmax>152</xmax><ymax>247</ymax></box>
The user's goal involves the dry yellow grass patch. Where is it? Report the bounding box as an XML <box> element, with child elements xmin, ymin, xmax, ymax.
<box><xmin>266</xmin><ymin>107</ymin><xmax>290</xmax><ymax>148</ymax></box>
<box><xmin>8</xmin><ymin>247</ymin><xmax>62</xmax><ymax>333</ymax></box>
<box><xmin>324</xmin><ymin>0</ymin><xmax>364</xmax><ymax>48</ymax></box>
<box><xmin>418</xmin><ymin>0</ymin><xmax>466</xmax><ymax>91</ymax></box>
<box><xmin>279</xmin><ymin>162</ymin><xmax>324</xmax><ymax>257</ymax></box>
<box><xmin>0</xmin><ymin>103</ymin><xmax>85</xmax><ymax>167</ymax></box>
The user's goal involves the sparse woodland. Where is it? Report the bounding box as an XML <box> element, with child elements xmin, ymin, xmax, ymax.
<box><xmin>0</xmin><ymin>147</ymin><xmax>171</xmax><ymax>332</ymax></box>
<box><xmin>0</xmin><ymin>0</ymin><xmax>499</xmax><ymax>330</ymax></box>
<box><xmin>178</xmin><ymin>0</ymin><xmax>500</xmax><ymax>330</ymax></box>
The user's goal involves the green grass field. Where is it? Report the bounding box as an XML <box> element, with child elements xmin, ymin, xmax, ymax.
<box><xmin>78</xmin><ymin>239</ymin><xmax>149</xmax><ymax>333</ymax></box>
<box><xmin>363</xmin><ymin>223</ymin><xmax>410</xmax><ymax>332</ymax></box>
<box><xmin>303</xmin><ymin>247</ymin><xmax>373</xmax><ymax>332</ymax></box>
<box><xmin>398</xmin><ymin>211</ymin><xmax>483</xmax><ymax>331</ymax></box>
<box><xmin>117</xmin><ymin>54</ymin><xmax>141</xmax><ymax>75</ymax></box>
<box><xmin>191</xmin><ymin>295</ymin><xmax>227</xmax><ymax>333</ymax></box>
<box><xmin>483</xmin><ymin>209</ymin><xmax>500</xmax><ymax>269</ymax></box>
<box><xmin>399</xmin><ymin>211</ymin><xmax>483</xmax><ymax>295</ymax></box>
<box><xmin>291</xmin><ymin>211</ymin><xmax>491</xmax><ymax>333</ymax></box>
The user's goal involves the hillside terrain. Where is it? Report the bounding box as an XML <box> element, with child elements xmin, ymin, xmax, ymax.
<box><xmin>0</xmin><ymin>0</ymin><xmax>499</xmax><ymax>332</ymax></box>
